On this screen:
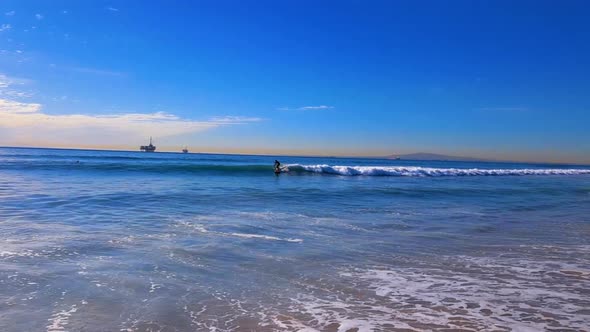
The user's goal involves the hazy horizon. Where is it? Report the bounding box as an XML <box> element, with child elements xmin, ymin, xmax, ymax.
<box><xmin>3</xmin><ymin>144</ymin><xmax>590</xmax><ymax>166</ymax></box>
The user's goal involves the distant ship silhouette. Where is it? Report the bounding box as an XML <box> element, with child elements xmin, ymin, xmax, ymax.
<box><xmin>140</xmin><ymin>137</ymin><xmax>156</xmax><ymax>152</ymax></box>
<box><xmin>182</xmin><ymin>146</ymin><xmax>188</xmax><ymax>153</ymax></box>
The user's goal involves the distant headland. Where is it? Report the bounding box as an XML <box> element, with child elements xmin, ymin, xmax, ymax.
<box><xmin>386</xmin><ymin>153</ymin><xmax>486</xmax><ymax>162</ymax></box>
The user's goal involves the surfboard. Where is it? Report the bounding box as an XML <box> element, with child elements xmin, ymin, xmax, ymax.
<box><xmin>274</xmin><ymin>166</ymin><xmax>287</xmax><ymax>174</ymax></box>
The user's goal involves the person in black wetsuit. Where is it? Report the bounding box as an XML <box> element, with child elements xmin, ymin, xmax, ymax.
<box><xmin>274</xmin><ymin>160</ymin><xmax>281</xmax><ymax>172</ymax></box>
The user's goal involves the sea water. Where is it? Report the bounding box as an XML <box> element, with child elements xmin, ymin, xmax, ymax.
<box><xmin>0</xmin><ymin>147</ymin><xmax>589</xmax><ymax>331</ymax></box>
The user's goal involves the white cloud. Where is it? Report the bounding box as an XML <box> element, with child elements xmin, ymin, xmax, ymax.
<box><xmin>0</xmin><ymin>98</ymin><xmax>262</xmax><ymax>146</ymax></box>
<box><xmin>107</xmin><ymin>7</ymin><xmax>119</xmax><ymax>12</ymax></box>
<box><xmin>0</xmin><ymin>99</ymin><xmax>41</xmax><ymax>113</ymax></box>
<box><xmin>35</xmin><ymin>13</ymin><xmax>43</xmax><ymax>20</ymax></box>
<box><xmin>0</xmin><ymin>73</ymin><xmax>261</xmax><ymax>147</ymax></box>
<box><xmin>0</xmin><ymin>24</ymin><xmax>11</xmax><ymax>32</ymax></box>
<box><xmin>5</xmin><ymin>11</ymin><xmax>15</xmax><ymax>16</ymax></box>
<box><xmin>278</xmin><ymin>105</ymin><xmax>334</xmax><ymax>111</ymax></box>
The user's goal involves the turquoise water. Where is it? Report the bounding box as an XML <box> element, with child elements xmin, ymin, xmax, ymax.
<box><xmin>1</xmin><ymin>147</ymin><xmax>589</xmax><ymax>331</ymax></box>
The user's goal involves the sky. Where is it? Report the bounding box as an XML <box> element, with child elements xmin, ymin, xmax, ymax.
<box><xmin>0</xmin><ymin>0</ymin><xmax>589</xmax><ymax>163</ymax></box>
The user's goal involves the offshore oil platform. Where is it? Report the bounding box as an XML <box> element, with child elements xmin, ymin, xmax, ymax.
<box><xmin>140</xmin><ymin>137</ymin><xmax>156</xmax><ymax>152</ymax></box>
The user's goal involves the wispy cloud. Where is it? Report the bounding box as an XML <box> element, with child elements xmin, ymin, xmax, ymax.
<box><xmin>35</xmin><ymin>13</ymin><xmax>43</xmax><ymax>20</ymax></box>
<box><xmin>1</xmin><ymin>90</ymin><xmax>33</xmax><ymax>98</ymax></box>
<box><xmin>0</xmin><ymin>74</ymin><xmax>34</xmax><ymax>99</ymax></box>
<box><xmin>0</xmin><ymin>24</ymin><xmax>11</xmax><ymax>32</ymax></box>
<box><xmin>278</xmin><ymin>105</ymin><xmax>334</xmax><ymax>111</ymax></box>
<box><xmin>477</xmin><ymin>107</ymin><xmax>529</xmax><ymax>113</ymax></box>
<box><xmin>5</xmin><ymin>11</ymin><xmax>15</xmax><ymax>16</ymax></box>
<box><xmin>61</xmin><ymin>66</ymin><xmax>125</xmax><ymax>77</ymax></box>
<box><xmin>106</xmin><ymin>7</ymin><xmax>119</xmax><ymax>12</ymax></box>
<box><xmin>299</xmin><ymin>105</ymin><xmax>334</xmax><ymax>110</ymax></box>
<box><xmin>52</xmin><ymin>95</ymin><xmax>69</xmax><ymax>102</ymax></box>
<box><xmin>0</xmin><ymin>99</ymin><xmax>262</xmax><ymax>146</ymax></box>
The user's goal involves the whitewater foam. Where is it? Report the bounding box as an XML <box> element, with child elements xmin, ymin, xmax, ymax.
<box><xmin>177</xmin><ymin>221</ymin><xmax>303</xmax><ymax>243</ymax></box>
<box><xmin>265</xmin><ymin>248</ymin><xmax>590</xmax><ymax>331</ymax></box>
<box><xmin>229</xmin><ymin>233</ymin><xmax>303</xmax><ymax>242</ymax></box>
<box><xmin>288</xmin><ymin>164</ymin><xmax>590</xmax><ymax>176</ymax></box>
<box><xmin>46</xmin><ymin>302</ymin><xmax>86</xmax><ymax>332</ymax></box>
<box><xmin>339</xmin><ymin>251</ymin><xmax>590</xmax><ymax>331</ymax></box>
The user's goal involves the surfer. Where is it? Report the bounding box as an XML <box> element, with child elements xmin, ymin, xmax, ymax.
<box><xmin>274</xmin><ymin>160</ymin><xmax>281</xmax><ymax>173</ymax></box>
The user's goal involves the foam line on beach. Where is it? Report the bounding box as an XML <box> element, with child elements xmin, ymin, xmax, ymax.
<box><xmin>270</xmin><ymin>247</ymin><xmax>590</xmax><ymax>331</ymax></box>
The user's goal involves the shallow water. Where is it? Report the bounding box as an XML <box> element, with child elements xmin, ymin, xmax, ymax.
<box><xmin>0</xmin><ymin>147</ymin><xmax>589</xmax><ymax>331</ymax></box>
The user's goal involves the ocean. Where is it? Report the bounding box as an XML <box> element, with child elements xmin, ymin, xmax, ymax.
<box><xmin>0</xmin><ymin>147</ymin><xmax>589</xmax><ymax>331</ymax></box>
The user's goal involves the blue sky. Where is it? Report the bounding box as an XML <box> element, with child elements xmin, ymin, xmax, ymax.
<box><xmin>0</xmin><ymin>1</ymin><xmax>589</xmax><ymax>162</ymax></box>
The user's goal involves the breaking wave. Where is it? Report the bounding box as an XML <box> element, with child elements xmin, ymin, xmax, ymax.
<box><xmin>287</xmin><ymin>164</ymin><xmax>590</xmax><ymax>176</ymax></box>
<box><xmin>2</xmin><ymin>158</ymin><xmax>590</xmax><ymax>177</ymax></box>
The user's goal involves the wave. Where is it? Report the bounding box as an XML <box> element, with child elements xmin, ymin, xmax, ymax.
<box><xmin>0</xmin><ymin>161</ymin><xmax>273</xmax><ymax>174</ymax></box>
<box><xmin>2</xmin><ymin>160</ymin><xmax>590</xmax><ymax>177</ymax></box>
<box><xmin>287</xmin><ymin>164</ymin><xmax>590</xmax><ymax>176</ymax></box>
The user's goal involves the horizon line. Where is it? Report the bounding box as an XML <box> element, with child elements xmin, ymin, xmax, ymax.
<box><xmin>1</xmin><ymin>145</ymin><xmax>588</xmax><ymax>167</ymax></box>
